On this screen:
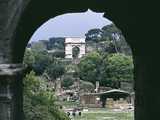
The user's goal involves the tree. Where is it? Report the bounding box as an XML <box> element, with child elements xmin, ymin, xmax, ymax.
<box><xmin>79</xmin><ymin>80</ymin><xmax>94</xmax><ymax>92</ymax></box>
<box><xmin>23</xmin><ymin>49</ymin><xmax>35</xmax><ymax>68</ymax></box>
<box><xmin>105</xmin><ymin>53</ymin><xmax>134</xmax><ymax>88</ymax></box>
<box><xmin>102</xmin><ymin>24</ymin><xmax>121</xmax><ymax>36</ymax></box>
<box><xmin>102</xmin><ymin>24</ymin><xmax>132</xmax><ymax>55</ymax></box>
<box><xmin>31</xmin><ymin>41</ymin><xmax>47</xmax><ymax>52</ymax></box>
<box><xmin>23</xmin><ymin>44</ymin><xmax>66</xmax><ymax>80</ymax></box>
<box><xmin>32</xmin><ymin>51</ymin><xmax>51</xmax><ymax>75</ymax></box>
<box><xmin>85</xmin><ymin>24</ymin><xmax>132</xmax><ymax>55</ymax></box>
<box><xmin>85</xmin><ymin>28</ymin><xmax>102</xmax><ymax>42</ymax></box>
<box><xmin>23</xmin><ymin>44</ymin><xmax>52</xmax><ymax>75</ymax></box>
<box><xmin>77</xmin><ymin>51</ymin><xmax>106</xmax><ymax>85</ymax></box>
<box><xmin>45</xmin><ymin>58</ymin><xmax>65</xmax><ymax>81</ymax></box>
<box><xmin>61</xmin><ymin>75</ymin><xmax>74</xmax><ymax>88</ymax></box>
<box><xmin>51</xmin><ymin>50</ymin><xmax>65</xmax><ymax>58</ymax></box>
<box><xmin>77</xmin><ymin>51</ymin><xmax>133</xmax><ymax>88</ymax></box>
<box><xmin>48</xmin><ymin>37</ymin><xmax>65</xmax><ymax>50</ymax></box>
<box><xmin>23</xmin><ymin>71</ymin><xmax>69</xmax><ymax>120</ymax></box>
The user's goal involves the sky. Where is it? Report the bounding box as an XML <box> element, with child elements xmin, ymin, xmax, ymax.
<box><xmin>30</xmin><ymin>9</ymin><xmax>112</xmax><ymax>42</ymax></box>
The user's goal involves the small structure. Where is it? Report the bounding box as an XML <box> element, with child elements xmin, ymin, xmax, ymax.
<box><xmin>65</xmin><ymin>37</ymin><xmax>86</xmax><ymax>59</ymax></box>
<box><xmin>80</xmin><ymin>89</ymin><xmax>131</xmax><ymax>108</ymax></box>
<box><xmin>80</xmin><ymin>94</ymin><xmax>101</xmax><ymax>108</ymax></box>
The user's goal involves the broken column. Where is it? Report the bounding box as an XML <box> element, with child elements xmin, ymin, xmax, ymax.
<box><xmin>0</xmin><ymin>64</ymin><xmax>24</xmax><ymax>120</ymax></box>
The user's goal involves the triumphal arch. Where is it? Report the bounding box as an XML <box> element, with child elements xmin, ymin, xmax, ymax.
<box><xmin>65</xmin><ymin>37</ymin><xmax>86</xmax><ymax>59</ymax></box>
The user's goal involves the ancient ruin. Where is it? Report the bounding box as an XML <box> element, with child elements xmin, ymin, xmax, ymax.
<box><xmin>65</xmin><ymin>37</ymin><xmax>86</xmax><ymax>59</ymax></box>
<box><xmin>0</xmin><ymin>0</ymin><xmax>159</xmax><ymax>120</ymax></box>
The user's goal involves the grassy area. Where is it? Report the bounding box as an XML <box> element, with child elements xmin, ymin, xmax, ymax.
<box><xmin>60</xmin><ymin>101</ymin><xmax>134</xmax><ymax>120</ymax></box>
<box><xmin>69</xmin><ymin>109</ymin><xmax>134</xmax><ymax>120</ymax></box>
<box><xmin>58</xmin><ymin>101</ymin><xmax>80</xmax><ymax>108</ymax></box>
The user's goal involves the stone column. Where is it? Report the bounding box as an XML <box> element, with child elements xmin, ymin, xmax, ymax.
<box><xmin>95</xmin><ymin>81</ymin><xmax>99</xmax><ymax>93</ymax></box>
<box><xmin>0</xmin><ymin>64</ymin><xmax>24</xmax><ymax>120</ymax></box>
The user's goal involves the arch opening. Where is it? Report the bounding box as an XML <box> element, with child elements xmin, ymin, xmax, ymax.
<box><xmin>72</xmin><ymin>46</ymin><xmax>80</xmax><ymax>59</ymax></box>
<box><xmin>2</xmin><ymin>1</ymin><xmax>159</xmax><ymax>120</ymax></box>
<box><xmin>22</xmin><ymin>10</ymin><xmax>134</xmax><ymax>120</ymax></box>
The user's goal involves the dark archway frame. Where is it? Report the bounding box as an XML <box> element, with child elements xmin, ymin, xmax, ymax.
<box><xmin>0</xmin><ymin>1</ymin><xmax>158</xmax><ymax>120</ymax></box>
<box><xmin>13</xmin><ymin>0</ymin><xmax>134</xmax><ymax>63</ymax></box>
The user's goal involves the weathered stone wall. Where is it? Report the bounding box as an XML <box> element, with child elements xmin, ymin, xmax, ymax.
<box><xmin>0</xmin><ymin>0</ymin><xmax>30</xmax><ymax>63</ymax></box>
<box><xmin>0</xmin><ymin>64</ymin><xmax>24</xmax><ymax>120</ymax></box>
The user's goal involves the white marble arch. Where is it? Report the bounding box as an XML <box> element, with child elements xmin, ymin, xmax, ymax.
<box><xmin>65</xmin><ymin>37</ymin><xmax>86</xmax><ymax>59</ymax></box>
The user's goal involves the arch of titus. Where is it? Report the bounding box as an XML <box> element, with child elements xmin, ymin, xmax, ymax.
<box><xmin>65</xmin><ymin>38</ymin><xmax>86</xmax><ymax>59</ymax></box>
<box><xmin>0</xmin><ymin>0</ymin><xmax>160</xmax><ymax>120</ymax></box>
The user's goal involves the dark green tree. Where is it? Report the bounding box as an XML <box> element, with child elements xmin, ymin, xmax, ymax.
<box><xmin>77</xmin><ymin>51</ymin><xmax>106</xmax><ymax>85</ymax></box>
<box><xmin>77</xmin><ymin>52</ymin><xmax>133</xmax><ymax>88</ymax></box>
<box><xmin>85</xmin><ymin>24</ymin><xmax>132</xmax><ymax>55</ymax></box>
<box><xmin>102</xmin><ymin>24</ymin><xmax>132</xmax><ymax>55</ymax></box>
<box><xmin>32</xmin><ymin>51</ymin><xmax>51</xmax><ymax>75</ymax></box>
<box><xmin>85</xmin><ymin>28</ymin><xmax>102</xmax><ymax>42</ymax></box>
<box><xmin>45</xmin><ymin>58</ymin><xmax>65</xmax><ymax>81</ymax></box>
<box><xmin>51</xmin><ymin>50</ymin><xmax>65</xmax><ymax>58</ymax></box>
<box><xmin>61</xmin><ymin>75</ymin><xmax>74</xmax><ymax>88</ymax></box>
<box><xmin>23</xmin><ymin>71</ymin><xmax>69</xmax><ymax>120</ymax></box>
<box><xmin>23</xmin><ymin>49</ymin><xmax>35</xmax><ymax>68</ymax></box>
<box><xmin>105</xmin><ymin>53</ymin><xmax>134</xmax><ymax>88</ymax></box>
<box><xmin>23</xmin><ymin>43</ymin><xmax>52</xmax><ymax>75</ymax></box>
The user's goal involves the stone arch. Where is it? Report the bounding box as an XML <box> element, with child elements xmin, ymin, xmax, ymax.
<box><xmin>1</xmin><ymin>0</ymin><xmax>159</xmax><ymax>120</ymax></box>
<box><xmin>65</xmin><ymin>38</ymin><xmax>85</xmax><ymax>59</ymax></box>
<box><xmin>9</xmin><ymin>0</ymin><xmax>134</xmax><ymax>63</ymax></box>
<box><xmin>0</xmin><ymin>1</ymin><xmax>136</xmax><ymax>120</ymax></box>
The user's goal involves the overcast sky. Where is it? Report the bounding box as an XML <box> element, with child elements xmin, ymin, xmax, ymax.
<box><xmin>30</xmin><ymin>9</ymin><xmax>112</xmax><ymax>42</ymax></box>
